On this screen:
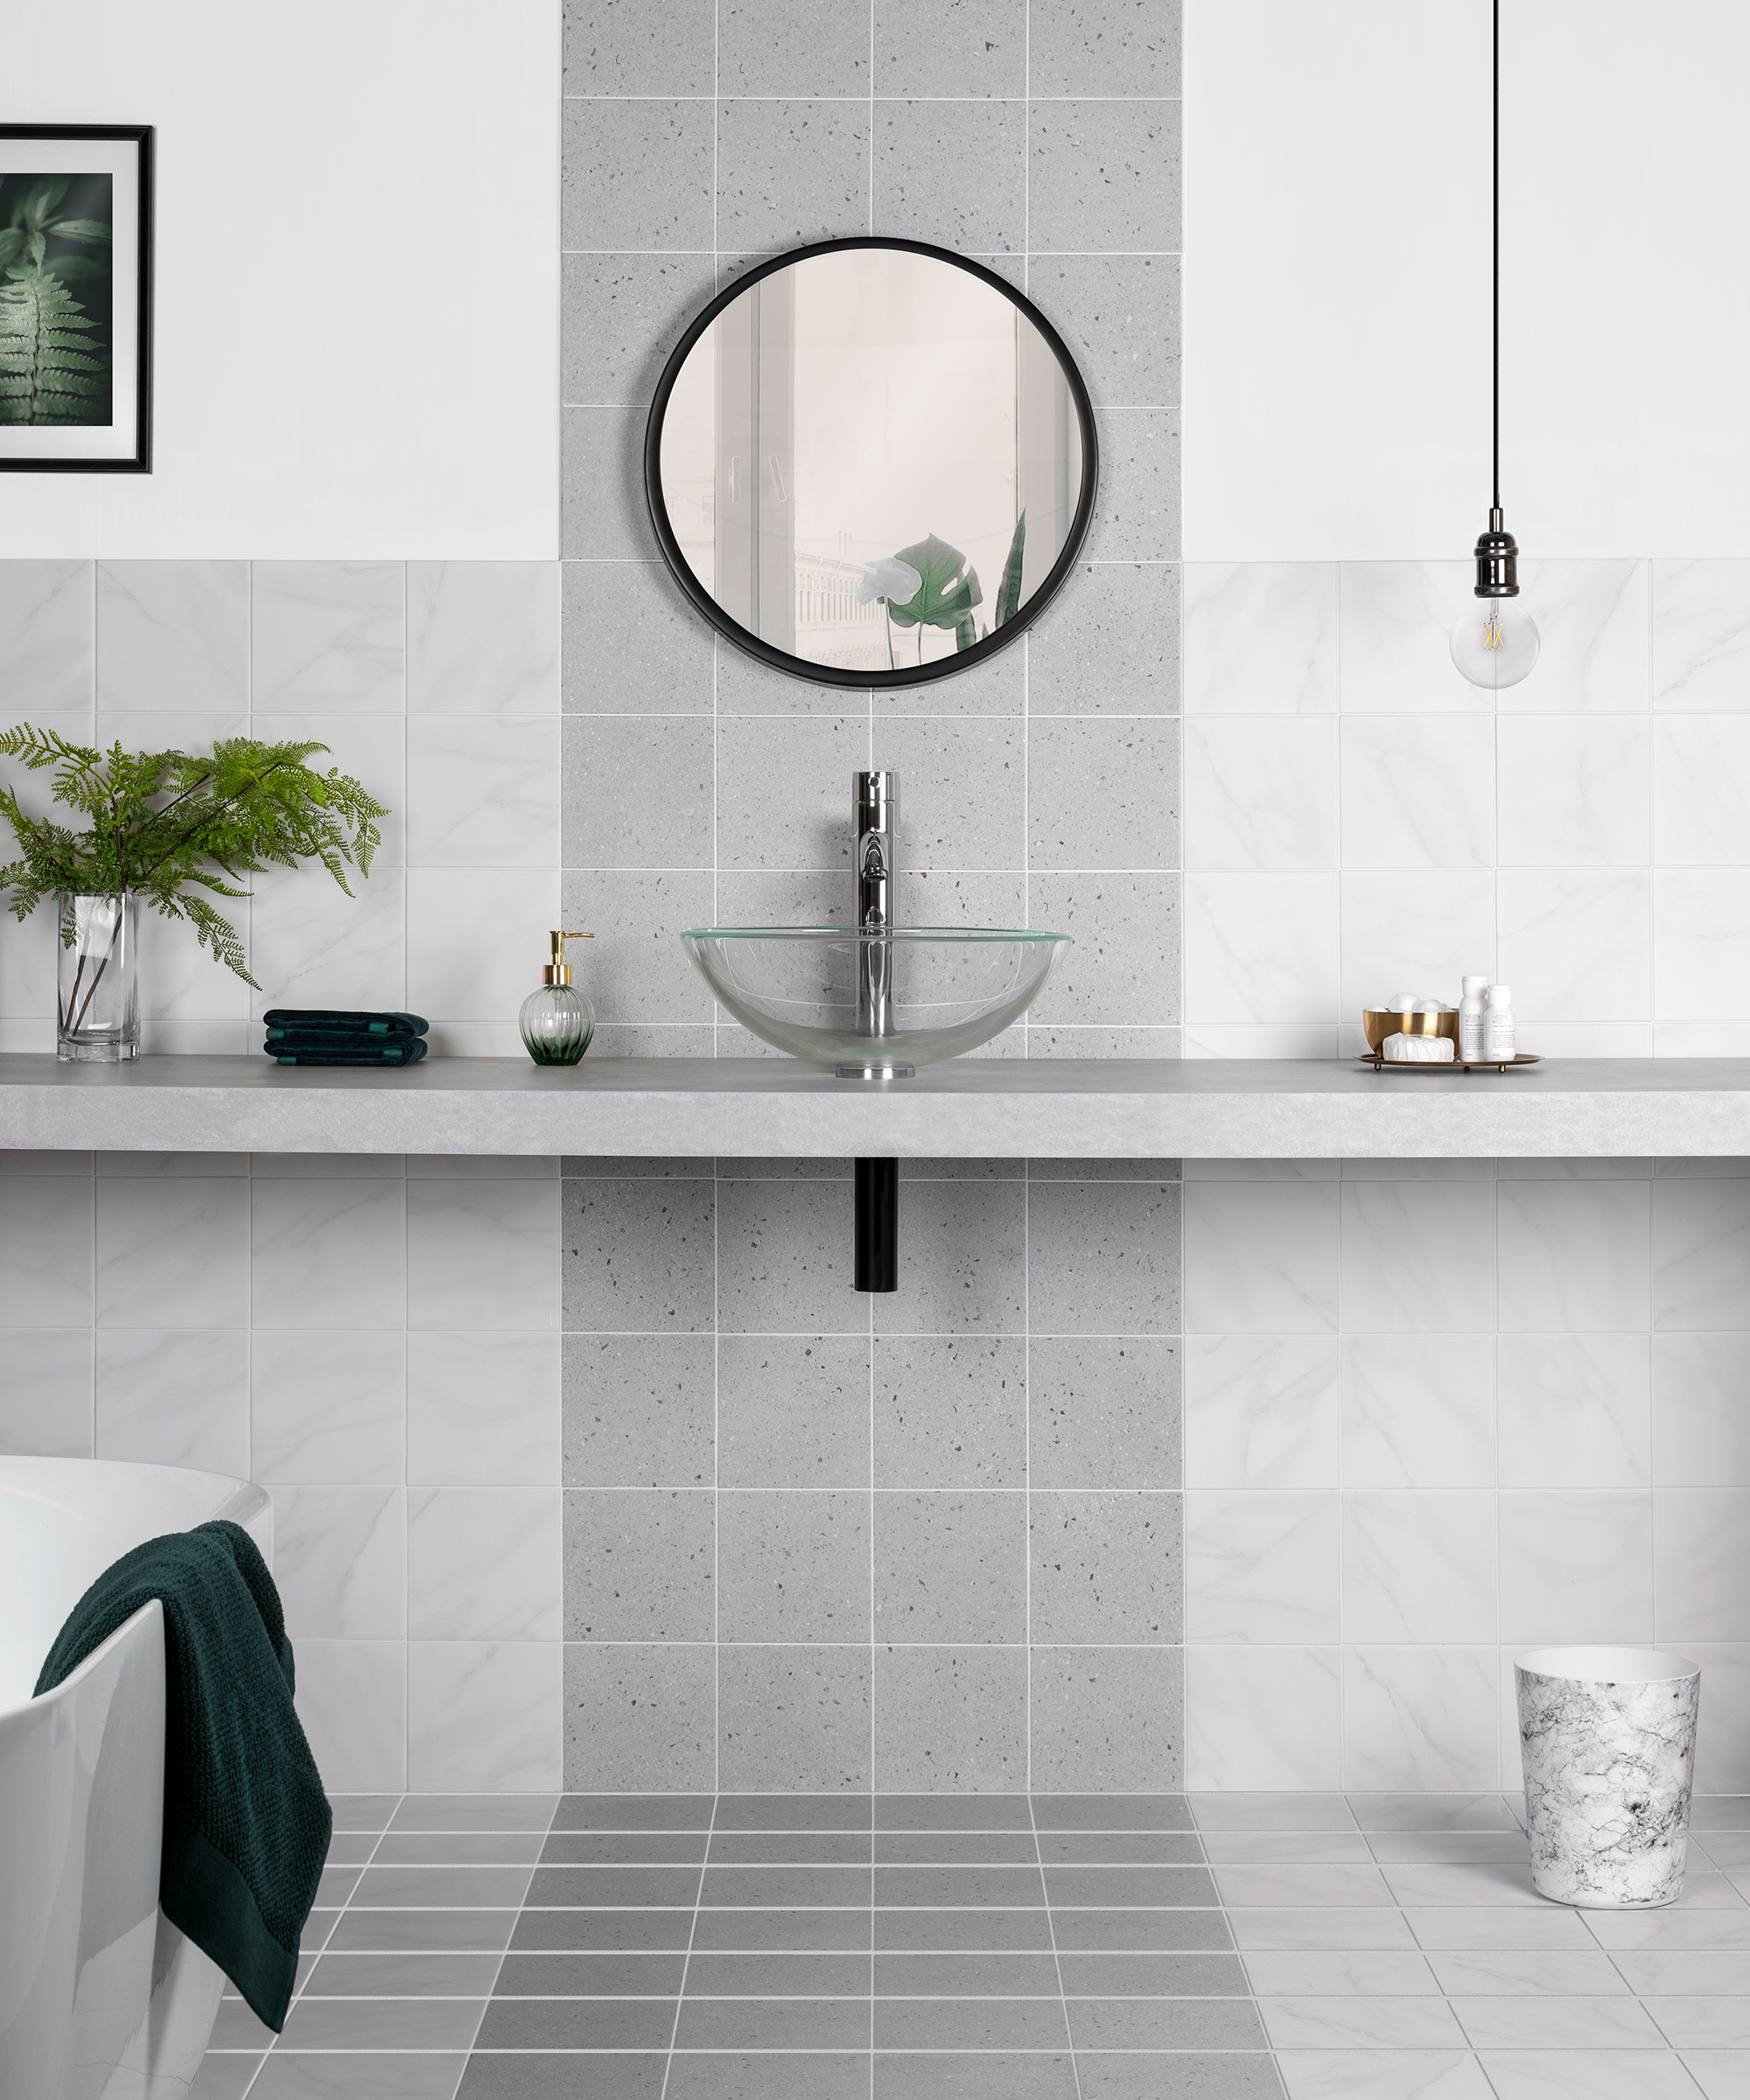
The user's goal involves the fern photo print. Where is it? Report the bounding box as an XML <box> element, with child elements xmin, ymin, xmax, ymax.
<box><xmin>0</xmin><ymin>124</ymin><xmax>151</xmax><ymax>472</ymax></box>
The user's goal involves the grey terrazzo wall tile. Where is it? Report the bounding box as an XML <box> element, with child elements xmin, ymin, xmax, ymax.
<box><xmin>558</xmin><ymin>0</ymin><xmax>1185</xmax><ymax>1788</ymax></box>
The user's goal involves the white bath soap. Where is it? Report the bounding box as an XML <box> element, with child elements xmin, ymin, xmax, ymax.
<box><xmin>1382</xmin><ymin>1032</ymin><xmax>1455</xmax><ymax>1062</ymax></box>
<box><xmin>1412</xmin><ymin>999</ymin><xmax>1453</xmax><ymax>1013</ymax></box>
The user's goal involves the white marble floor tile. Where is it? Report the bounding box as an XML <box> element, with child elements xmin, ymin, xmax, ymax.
<box><xmin>1455</xmin><ymin>1995</ymin><xmax>1665</xmax><ymax>2048</ymax></box>
<box><xmin>1404</xmin><ymin>1908</ymin><xmax>1596</xmax><ymax>1951</ymax></box>
<box><xmin>1188</xmin><ymin>1792</ymin><xmax>1359</xmax><ymax>1832</ymax></box>
<box><xmin>1213</xmin><ymin>1864</ymin><xmax>1394</xmax><ymax>1908</ymax></box>
<box><xmin>1381</xmin><ymin>1861</ymin><xmax>1546</xmax><ymax>1907</ymax></box>
<box><xmin>1203</xmin><ymin>1830</ymin><xmax>1374</xmax><ymax>1866</ymax></box>
<box><xmin>1683</xmin><ymin>2054</ymin><xmax>1750</xmax><ymax>2100</ymax></box>
<box><xmin>1427</xmin><ymin>1949</ymin><xmax>1629</xmax><ymax>1994</ymax></box>
<box><xmin>1243</xmin><ymin>1950</ymin><xmax>1438</xmax><ymax>1994</ymax></box>
<box><xmin>1275</xmin><ymin>2053</ymin><xmax>1493</xmax><ymax>2100</ymax></box>
<box><xmin>1262</xmin><ymin>1995</ymin><xmax>1466</xmax><ymax>2048</ymax></box>
<box><xmin>1478</xmin><ymin>2054</ymin><xmax>1699</xmax><ymax>2100</ymax></box>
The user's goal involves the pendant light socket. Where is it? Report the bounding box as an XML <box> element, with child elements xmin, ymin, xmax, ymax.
<box><xmin>1473</xmin><ymin>506</ymin><xmax>1520</xmax><ymax>598</ymax></box>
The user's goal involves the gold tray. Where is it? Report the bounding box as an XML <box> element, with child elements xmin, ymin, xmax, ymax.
<box><xmin>1358</xmin><ymin>1052</ymin><xmax>1541</xmax><ymax>1073</ymax></box>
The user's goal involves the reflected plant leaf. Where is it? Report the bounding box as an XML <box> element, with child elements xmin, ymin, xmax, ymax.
<box><xmin>884</xmin><ymin>532</ymin><xmax>984</xmax><ymax>632</ymax></box>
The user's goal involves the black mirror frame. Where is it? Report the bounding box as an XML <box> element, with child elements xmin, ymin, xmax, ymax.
<box><xmin>642</xmin><ymin>237</ymin><xmax>1099</xmax><ymax>692</ymax></box>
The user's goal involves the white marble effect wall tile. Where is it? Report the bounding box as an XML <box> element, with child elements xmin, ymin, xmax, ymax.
<box><xmin>1495</xmin><ymin>1179</ymin><xmax>1650</xmax><ymax>1332</ymax></box>
<box><xmin>1183</xmin><ymin>718</ymin><xmax>1338</xmax><ymax>870</ymax></box>
<box><xmin>406</xmin><ymin>869</ymin><xmax>561</xmax><ymax>1025</ymax></box>
<box><xmin>0</xmin><ymin>1330</ymin><xmax>92</xmax><ymax>1456</ymax></box>
<box><xmin>406</xmin><ymin>1179</ymin><xmax>561</xmax><ymax>1330</ymax></box>
<box><xmin>1183</xmin><ymin>1181</ymin><xmax>1340</xmax><ymax>1334</ymax></box>
<box><xmin>270</xmin><ymin>1483</ymin><xmax>405</xmax><ymax>1641</ymax></box>
<box><xmin>407</xmin><ymin>1642</ymin><xmax>562</xmax><ymax>1792</ymax></box>
<box><xmin>1498</xmin><ymin>1334</ymin><xmax>1652</xmax><ymax>1488</ymax></box>
<box><xmin>1504</xmin><ymin>559</ymin><xmax>1648</xmax><ymax>714</ymax></box>
<box><xmin>1339</xmin><ymin>717</ymin><xmax>1494</xmax><ymax>868</ymax></box>
<box><xmin>0</xmin><ymin>1178</ymin><xmax>93</xmax><ymax>1328</ymax></box>
<box><xmin>1498</xmin><ymin>717</ymin><xmax>1650</xmax><ymax>866</ymax></box>
<box><xmin>1653</xmin><ymin>559</ymin><xmax>1750</xmax><ymax>710</ymax></box>
<box><xmin>1183</xmin><ymin>563</ymin><xmax>1336</xmax><ymax>713</ymax></box>
<box><xmin>251</xmin><ymin>562</ymin><xmax>404</xmax><ymax>711</ymax></box>
<box><xmin>1652</xmin><ymin>1176</ymin><xmax>1750</xmax><ymax>1330</ymax></box>
<box><xmin>1496</xmin><ymin>870</ymin><xmax>1652</xmax><ymax>1024</ymax></box>
<box><xmin>249</xmin><ymin>866</ymin><xmax>409</xmax><ymax>1022</ymax></box>
<box><xmin>1185</xmin><ymin>873</ymin><xmax>1339</xmax><ymax>1028</ymax></box>
<box><xmin>1184</xmin><ymin>1335</ymin><xmax>1339</xmax><ymax>1488</ymax></box>
<box><xmin>295</xmin><ymin>1641</ymin><xmax>406</xmax><ymax>1792</ymax></box>
<box><xmin>1341</xmin><ymin>1492</ymin><xmax>1497</xmax><ymax>1644</ymax></box>
<box><xmin>1654</xmin><ymin>1489</ymin><xmax>1750</xmax><ymax>1645</ymax></box>
<box><xmin>250</xmin><ymin>1176</ymin><xmax>405</xmax><ymax>1328</ymax></box>
<box><xmin>131</xmin><ymin>906</ymin><xmax>252</xmax><ymax>1026</ymax></box>
<box><xmin>1338</xmin><ymin>872</ymin><xmax>1496</xmax><ymax>1017</ymax></box>
<box><xmin>95</xmin><ymin>1177</ymin><xmax>250</xmax><ymax>1328</ymax></box>
<box><xmin>0</xmin><ymin>561</ymin><xmax>92</xmax><ymax>710</ymax></box>
<box><xmin>1340</xmin><ymin>1335</ymin><xmax>1494</xmax><ymax>1488</ymax></box>
<box><xmin>1340</xmin><ymin>1183</ymin><xmax>1495</xmax><ymax>1334</ymax></box>
<box><xmin>1186</xmin><ymin>1646</ymin><xmax>1341</xmax><ymax>1789</ymax></box>
<box><xmin>1653</xmin><ymin>716</ymin><xmax>1750</xmax><ymax>865</ymax></box>
<box><xmin>251</xmin><ymin>1329</ymin><xmax>406</xmax><ymax>1484</ymax></box>
<box><xmin>1338</xmin><ymin>563</ymin><xmax>1487</xmax><ymax>713</ymax></box>
<box><xmin>407</xmin><ymin>1331</ymin><xmax>560</xmax><ymax>1485</ymax></box>
<box><xmin>251</xmin><ymin>711</ymin><xmax>408</xmax><ymax>868</ymax></box>
<box><xmin>406</xmin><ymin>1488</ymin><xmax>562</xmax><ymax>1641</ymax></box>
<box><xmin>96</xmin><ymin>562</ymin><xmax>249</xmax><ymax>711</ymax></box>
<box><xmin>1498</xmin><ymin>1489</ymin><xmax>1655</xmax><ymax>1645</ymax></box>
<box><xmin>1652</xmin><ymin>1334</ymin><xmax>1750</xmax><ymax>1486</ymax></box>
<box><xmin>1654</xmin><ymin>868</ymin><xmax>1750</xmax><ymax>1026</ymax></box>
<box><xmin>408</xmin><ymin>562</ymin><xmax>560</xmax><ymax>714</ymax></box>
<box><xmin>1683</xmin><ymin>1643</ymin><xmax>1750</xmax><ymax>1793</ymax></box>
<box><xmin>406</xmin><ymin>717</ymin><xmax>560</xmax><ymax>869</ymax></box>
<box><xmin>1186</xmin><ymin>1489</ymin><xmax>1340</xmax><ymax>1644</ymax></box>
<box><xmin>94</xmin><ymin>1329</ymin><xmax>249</xmax><ymax>1474</ymax></box>
<box><xmin>1343</xmin><ymin>1646</ymin><xmax>1499</xmax><ymax>1791</ymax></box>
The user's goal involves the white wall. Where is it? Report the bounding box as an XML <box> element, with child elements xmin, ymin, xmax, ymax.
<box><xmin>1185</xmin><ymin>0</ymin><xmax>1750</xmax><ymax>560</ymax></box>
<box><xmin>0</xmin><ymin>1</ymin><xmax>558</xmax><ymax>559</ymax></box>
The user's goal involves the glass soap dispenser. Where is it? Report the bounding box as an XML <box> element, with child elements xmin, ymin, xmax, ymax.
<box><xmin>519</xmin><ymin>930</ymin><xmax>595</xmax><ymax>1065</ymax></box>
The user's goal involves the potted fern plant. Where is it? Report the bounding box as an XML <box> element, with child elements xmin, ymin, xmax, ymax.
<box><xmin>0</xmin><ymin>728</ymin><xmax>387</xmax><ymax>1061</ymax></box>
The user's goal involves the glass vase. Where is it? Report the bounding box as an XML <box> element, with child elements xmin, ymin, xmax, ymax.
<box><xmin>57</xmin><ymin>892</ymin><xmax>139</xmax><ymax>1062</ymax></box>
<box><xmin>518</xmin><ymin>983</ymin><xmax>594</xmax><ymax>1065</ymax></box>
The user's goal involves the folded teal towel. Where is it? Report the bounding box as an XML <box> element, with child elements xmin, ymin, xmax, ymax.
<box><xmin>34</xmin><ymin>1521</ymin><xmax>331</xmax><ymax>2031</ymax></box>
<box><xmin>269</xmin><ymin>1040</ymin><xmax>428</xmax><ymax>1066</ymax></box>
<box><xmin>262</xmin><ymin>1008</ymin><xmax>428</xmax><ymax>1037</ymax></box>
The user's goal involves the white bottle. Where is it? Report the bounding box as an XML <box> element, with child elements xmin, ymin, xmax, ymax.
<box><xmin>1459</xmin><ymin>976</ymin><xmax>1488</xmax><ymax>1061</ymax></box>
<box><xmin>1484</xmin><ymin>983</ymin><xmax>1516</xmax><ymax>1059</ymax></box>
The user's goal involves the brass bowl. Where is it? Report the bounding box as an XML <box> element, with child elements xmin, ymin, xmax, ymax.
<box><xmin>1362</xmin><ymin>1008</ymin><xmax>1458</xmax><ymax>1054</ymax></box>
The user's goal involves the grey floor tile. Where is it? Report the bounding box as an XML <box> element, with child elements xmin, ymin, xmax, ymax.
<box><xmin>1046</xmin><ymin>1864</ymin><xmax>1221</xmax><ymax>1907</ymax></box>
<box><xmin>540</xmin><ymin>1830</ymin><xmax>710</xmax><ymax>1865</ymax></box>
<box><xmin>876</xmin><ymin>1831</ymin><xmax>1041</xmax><ymax>1866</ymax></box>
<box><xmin>326</xmin><ymin>1793</ymin><xmax>402</xmax><ymax>1832</ymax></box>
<box><xmin>875</xmin><ymin>1795</ymin><xmax>1035</xmax><ymax>1831</ymax></box>
<box><xmin>302</xmin><ymin>1951</ymin><xmax>505</xmax><ymax>1998</ymax></box>
<box><xmin>1052</xmin><ymin>1908</ymin><xmax>1234</xmax><ymax>1952</ymax></box>
<box><xmin>873</xmin><ymin>1865</ymin><xmax>1046</xmax><ymax>1907</ymax></box>
<box><xmin>550</xmin><ymin>1794</ymin><xmax>715</xmax><ymax>1830</ymax></box>
<box><xmin>508</xmin><ymin>1908</ymin><xmax>695</xmax><ymax>1951</ymax></box>
<box><xmin>1074</xmin><ymin>2058</ymin><xmax>1286</xmax><ymax>2100</ymax></box>
<box><xmin>1032</xmin><ymin>1794</ymin><xmax>1194</xmax><ymax>1830</ymax></box>
<box><xmin>473</xmin><ymin>1997</ymin><xmax>677</xmax><ymax>2048</ymax></box>
<box><xmin>186</xmin><ymin>2058</ymin><xmax>262</xmax><ymax>2100</ymax></box>
<box><xmin>710</xmin><ymin>1830</ymin><xmax>872</xmax><ymax>1866</ymax></box>
<box><xmin>693</xmin><ymin>1908</ymin><xmax>873</xmax><ymax>1951</ymax></box>
<box><xmin>875</xmin><ymin>1952</ymin><xmax>1062</xmax><ymax>1996</ymax></box>
<box><xmin>664</xmin><ymin>2057</ymin><xmax>871</xmax><ymax>2100</ymax></box>
<box><xmin>314</xmin><ymin>1865</ymin><xmax>362</xmax><ymax>1906</ymax></box>
<box><xmin>323</xmin><ymin>1835</ymin><xmax>380</xmax><ymax>1866</ymax></box>
<box><xmin>1038</xmin><ymin>1830</ymin><xmax>1206</xmax><ymax>1866</ymax></box>
<box><xmin>457</xmin><ymin>2058</ymin><xmax>664</xmax><ymax>2100</ymax></box>
<box><xmin>277</xmin><ymin>1997</ymin><xmax>486</xmax><ymax>2048</ymax></box>
<box><xmin>675</xmin><ymin>1998</ymin><xmax>872</xmax><ymax>2048</ymax></box>
<box><xmin>253</xmin><ymin>2059</ymin><xmax>468</xmax><ymax>2100</ymax></box>
<box><xmin>683</xmin><ymin>1952</ymin><xmax>872</xmax><ymax>1995</ymax></box>
<box><xmin>873</xmin><ymin>1997</ymin><xmax>1072</xmax><ymax>2048</ymax></box>
<box><xmin>325</xmin><ymin>1910</ymin><xmax>517</xmax><ymax>1954</ymax></box>
<box><xmin>377</xmin><ymin>1833</ymin><xmax>548</xmax><ymax>1866</ymax></box>
<box><xmin>207</xmin><ymin>1999</ymin><xmax>276</xmax><ymax>2050</ymax></box>
<box><xmin>1068</xmin><ymin>1996</ymin><xmax>1271</xmax><ymax>2048</ymax></box>
<box><xmin>873</xmin><ymin>1908</ymin><xmax>1054</xmax><ymax>1951</ymax></box>
<box><xmin>873</xmin><ymin>2054</ymin><xmax>1077</xmax><ymax>2099</ymax></box>
<box><xmin>526</xmin><ymin>1865</ymin><xmax>703</xmax><ymax>1907</ymax></box>
<box><xmin>714</xmin><ymin>1794</ymin><xmax>874</xmax><ymax>1831</ymax></box>
<box><xmin>389</xmin><ymin>1796</ymin><xmax>556</xmax><ymax>1832</ymax></box>
<box><xmin>353</xmin><ymin>1865</ymin><xmax>535</xmax><ymax>1908</ymax></box>
<box><xmin>493</xmin><ymin>1950</ymin><xmax>686</xmax><ymax>1996</ymax></box>
<box><xmin>1056</xmin><ymin>1951</ymin><xmax>1250</xmax><ymax>1996</ymax></box>
<box><xmin>702</xmin><ymin>1865</ymin><xmax>872</xmax><ymax>1908</ymax></box>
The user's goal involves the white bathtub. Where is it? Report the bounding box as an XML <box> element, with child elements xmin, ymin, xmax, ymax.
<box><xmin>0</xmin><ymin>1458</ymin><xmax>274</xmax><ymax>2100</ymax></box>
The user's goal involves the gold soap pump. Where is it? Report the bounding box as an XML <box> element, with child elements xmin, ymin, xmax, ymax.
<box><xmin>519</xmin><ymin>930</ymin><xmax>595</xmax><ymax>1065</ymax></box>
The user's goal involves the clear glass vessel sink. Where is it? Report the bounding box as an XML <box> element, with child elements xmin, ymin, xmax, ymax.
<box><xmin>682</xmin><ymin>926</ymin><xmax>1069</xmax><ymax>1069</ymax></box>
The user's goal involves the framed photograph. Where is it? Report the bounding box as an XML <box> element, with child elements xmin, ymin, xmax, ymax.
<box><xmin>0</xmin><ymin>124</ymin><xmax>152</xmax><ymax>472</ymax></box>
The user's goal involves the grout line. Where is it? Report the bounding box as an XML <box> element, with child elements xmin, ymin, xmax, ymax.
<box><xmin>1028</xmin><ymin>1793</ymin><xmax>1086</xmax><ymax>2100</ymax></box>
<box><xmin>656</xmin><ymin>1792</ymin><xmax>717</xmax><ymax>2100</ymax></box>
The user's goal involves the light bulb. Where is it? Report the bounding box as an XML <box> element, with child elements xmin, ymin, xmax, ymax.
<box><xmin>1451</xmin><ymin>599</ymin><xmax>1540</xmax><ymax>690</ymax></box>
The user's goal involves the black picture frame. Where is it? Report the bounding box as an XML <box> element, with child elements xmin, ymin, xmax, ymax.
<box><xmin>0</xmin><ymin>123</ymin><xmax>153</xmax><ymax>473</ymax></box>
<box><xmin>643</xmin><ymin>237</ymin><xmax>1099</xmax><ymax>691</ymax></box>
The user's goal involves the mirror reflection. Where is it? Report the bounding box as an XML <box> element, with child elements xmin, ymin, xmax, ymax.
<box><xmin>652</xmin><ymin>243</ymin><xmax>1091</xmax><ymax>681</ymax></box>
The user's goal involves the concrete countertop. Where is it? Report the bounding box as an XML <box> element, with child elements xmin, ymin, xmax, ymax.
<box><xmin>3</xmin><ymin>1054</ymin><xmax>1750</xmax><ymax>1158</ymax></box>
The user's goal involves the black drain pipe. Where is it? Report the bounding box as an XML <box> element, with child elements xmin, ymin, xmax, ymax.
<box><xmin>854</xmin><ymin>1158</ymin><xmax>898</xmax><ymax>1292</ymax></box>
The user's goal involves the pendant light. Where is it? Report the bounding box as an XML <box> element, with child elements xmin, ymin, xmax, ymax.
<box><xmin>1451</xmin><ymin>0</ymin><xmax>1539</xmax><ymax>690</ymax></box>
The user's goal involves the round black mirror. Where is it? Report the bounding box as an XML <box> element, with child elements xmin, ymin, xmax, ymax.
<box><xmin>644</xmin><ymin>238</ymin><xmax>1098</xmax><ymax>690</ymax></box>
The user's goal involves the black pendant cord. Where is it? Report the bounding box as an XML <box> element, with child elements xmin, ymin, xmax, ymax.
<box><xmin>1493</xmin><ymin>0</ymin><xmax>1501</xmax><ymax>514</ymax></box>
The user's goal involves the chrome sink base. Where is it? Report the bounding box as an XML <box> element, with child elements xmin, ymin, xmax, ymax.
<box><xmin>836</xmin><ymin>1061</ymin><xmax>914</xmax><ymax>1080</ymax></box>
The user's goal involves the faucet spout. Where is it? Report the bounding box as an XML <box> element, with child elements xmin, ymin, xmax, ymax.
<box><xmin>853</xmin><ymin>770</ymin><xmax>898</xmax><ymax>1036</ymax></box>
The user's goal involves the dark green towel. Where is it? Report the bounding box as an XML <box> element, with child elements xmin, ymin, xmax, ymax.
<box><xmin>34</xmin><ymin>1520</ymin><xmax>331</xmax><ymax>2032</ymax></box>
<box><xmin>269</xmin><ymin>1040</ymin><xmax>428</xmax><ymax>1066</ymax></box>
<box><xmin>267</xmin><ymin>1028</ymin><xmax>424</xmax><ymax>1051</ymax></box>
<box><xmin>262</xmin><ymin>1008</ymin><xmax>428</xmax><ymax>1037</ymax></box>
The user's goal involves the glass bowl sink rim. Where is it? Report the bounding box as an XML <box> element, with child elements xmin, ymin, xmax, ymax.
<box><xmin>682</xmin><ymin>924</ymin><xmax>1069</xmax><ymax>942</ymax></box>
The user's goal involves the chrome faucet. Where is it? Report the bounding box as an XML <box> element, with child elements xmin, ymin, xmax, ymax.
<box><xmin>853</xmin><ymin>769</ymin><xmax>897</xmax><ymax>1038</ymax></box>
